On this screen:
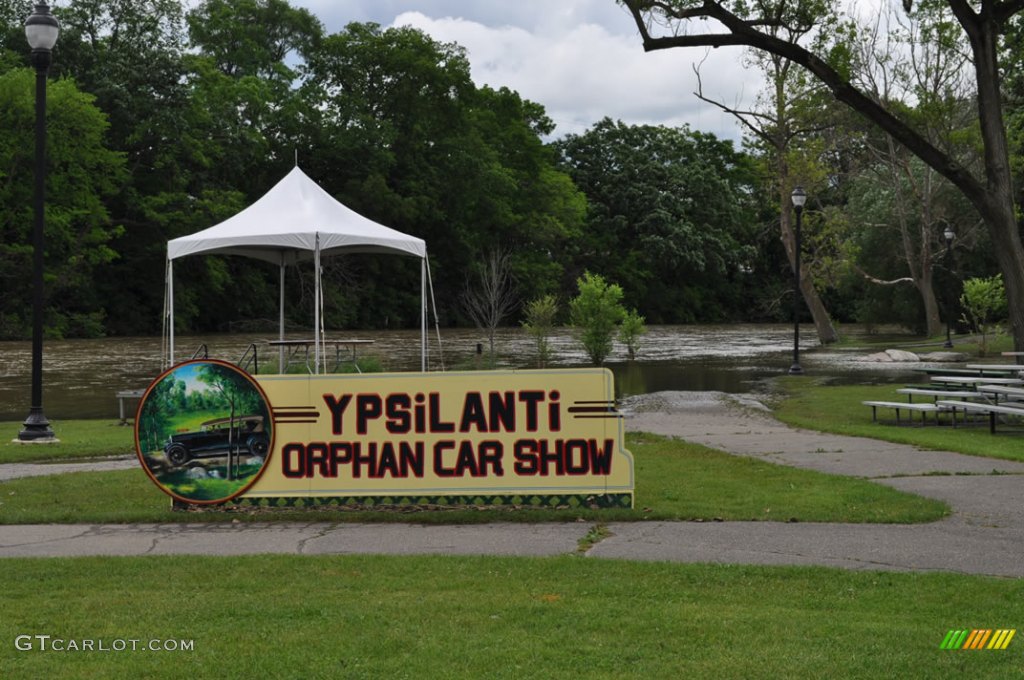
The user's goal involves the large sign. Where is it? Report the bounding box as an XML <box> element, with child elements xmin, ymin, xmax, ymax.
<box><xmin>136</xmin><ymin>363</ymin><xmax>633</xmax><ymax>507</ymax></box>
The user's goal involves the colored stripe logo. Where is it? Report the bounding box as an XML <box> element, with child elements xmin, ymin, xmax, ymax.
<box><xmin>941</xmin><ymin>629</ymin><xmax>1015</xmax><ymax>650</ymax></box>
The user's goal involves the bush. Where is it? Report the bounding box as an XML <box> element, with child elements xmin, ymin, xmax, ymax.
<box><xmin>619</xmin><ymin>309</ymin><xmax>647</xmax><ymax>360</ymax></box>
<box><xmin>959</xmin><ymin>275</ymin><xmax>1007</xmax><ymax>356</ymax></box>
<box><xmin>522</xmin><ymin>295</ymin><xmax>559</xmax><ymax>367</ymax></box>
<box><xmin>569</xmin><ymin>272</ymin><xmax>625</xmax><ymax>365</ymax></box>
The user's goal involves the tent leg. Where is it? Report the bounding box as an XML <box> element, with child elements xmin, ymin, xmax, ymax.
<box><xmin>426</xmin><ymin>255</ymin><xmax>444</xmax><ymax>371</ymax></box>
<box><xmin>314</xmin><ymin>235</ymin><xmax>321</xmax><ymax>374</ymax></box>
<box><xmin>279</xmin><ymin>257</ymin><xmax>286</xmax><ymax>372</ymax></box>
<box><xmin>168</xmin><ymin>259</ymin><xmax>175</xmax><ymax>367</ymax></box>
<box><xmin>421</xmin><ymin>258</ymin><xmax>426</xmax><ymax>372</ymax></box>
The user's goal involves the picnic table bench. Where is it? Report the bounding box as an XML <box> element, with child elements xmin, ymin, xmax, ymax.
<box><xmin>115</xmin><ymin>389</ymin><xmax>146</xmax><ymax>425</ymax></box>
<box><xmin>931</xmin><ymin>376</ymin><xmax>1024</xmax><ymax>387</ymax></box>
<box><xmin>964</xmin><ymin>364</ymin><xmax>1024</xmax><ymax>374</ymax></box>
<box><xmin>862</xmin><ymin>400</ymin><xmax>945</xmax><ymax>425</ymax></box>
<box><xmin>936</xmin><ymin>399</ymin><xmax>1024</xmax><ymax>434</ymax></box>
<box><xmin>896</xmin><ymin>388</ymin><xmax>990</xmax><ymax>403</ymax></box>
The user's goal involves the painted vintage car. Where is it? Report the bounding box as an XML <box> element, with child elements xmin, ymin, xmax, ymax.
<box><xmin>163</xmin><ymin>415</ymin><xmax>269</xmax><ymax>466</ymax></box>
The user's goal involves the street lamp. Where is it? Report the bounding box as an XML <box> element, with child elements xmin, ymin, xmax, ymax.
<box><xmin>943</xmin><ymin>226</ymin><xmax>955</xmax><ymax>349</ymax></box>
<box><xmin>789</xmin><ymin>186</ymin><xmax>807</xmax><ymax>375</ymax></box>
<box><xmin>18</xmin><ymin>2</ymin><xmax>59</xmax><ymax>442</ymax></box>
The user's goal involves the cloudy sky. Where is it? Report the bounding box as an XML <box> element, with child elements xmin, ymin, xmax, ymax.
<box><xmin>291</xmin><ymin>1</ymin><xmax>758</xmax><ymax>142</ymax></box>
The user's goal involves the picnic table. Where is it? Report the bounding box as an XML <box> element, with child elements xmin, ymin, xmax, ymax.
<box><xmin>268</xmin><ymin>338</ymin><xmax>374</xmax><ymax>374</ymax></box>
<box><xmin>931</xmin><ymin>375</ymin><xmax>1024</xmax><ymax>387</ymax></box>
<box><xmin>115</xmin><ymin>389</ymin><xmax>145</xmax><ymax>424</ymax></box>
<box><xmin>964</xmin><ymin>363</ymin><xmax>1024</xmax><ymax>374</ymax></box>
<box><xmin>936</xmin><ymin>398</ymin><xmax>1024</xmax><ymax>433</ymax></box>
<box><xmin>976</xmin><ymin>384</ymin><xmax>1024</xmax><ymax>402</ymax></box>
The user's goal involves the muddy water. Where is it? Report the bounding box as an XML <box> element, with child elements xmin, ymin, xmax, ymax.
<box><xmin>0</xmin><ymin>324</ymin><xmax>917</xmax><ymax>421</ymax></box>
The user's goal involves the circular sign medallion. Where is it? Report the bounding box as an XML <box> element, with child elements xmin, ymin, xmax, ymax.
<box><xmin>134</xmin><ymin>360</ymin><xmax>273</xmax><ymax>504</ymax></box>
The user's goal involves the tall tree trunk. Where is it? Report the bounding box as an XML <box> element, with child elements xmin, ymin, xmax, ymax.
<box><xmin>917</xmin><ymin>270</ymin><xmax>943</xmax><ymax>337</ymax></box>
<box><xmin>971</xmin><ymin>18</ymin><xmax>1024</xmax><ymax>351</ymax></box>
<box><xmin>780</xmin><ymin>204</ymin><xmax>840</xmax><ymax>344</ymax></box>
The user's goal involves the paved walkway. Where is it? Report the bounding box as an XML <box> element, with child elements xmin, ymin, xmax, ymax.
<box><xmin>2</xmin><ymin>391</ymin><xmax>1023</xmax><ymax>576</ymax></box>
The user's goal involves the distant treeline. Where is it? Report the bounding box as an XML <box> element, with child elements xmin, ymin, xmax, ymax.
<box><xmin>0</xmin><ymin>1</ymin><xmax>1004</xmax><ymax>339</ymax></box>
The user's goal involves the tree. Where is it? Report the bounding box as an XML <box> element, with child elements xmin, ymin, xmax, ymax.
<box><xmin>557</xmin><ymin>119</ymin><xmax>757</xmax><ymax>323</ymax></box>
<box><xmin>569</xmin><ymin>272</ymin><xmax>626</xmax><ymax>365</ymax></box>
<box><xmin>834</xmin><ymin>5</ymin><xmax>984</xmax><ymax>337</ymax></box>
<box><xmin>959</xmin><ymin>274</ymin><xmax>1007</xmax><ymax>355</ymax></box>
<box><xmin>302</xmin><ymin>22</ymin><xmax>583</xmax><ymax>327</ymax></box>
<box><xmin>618</xmin><ymin>309</ymin><xmax>647</xmax><ymax>360</ymax></box>
<box><xmin>522</xmin><ymin>294</ymin><xmax>559</xmax><ymax>367</ymax></box>
<box><xmin>693</xmin><ymin>11</ymin><xmax>843</xmax><ymax>343</ymax></box>
<box><xmin>623</xmin><ymin>0</ymin><xmax>1024</xmax><ymax>351</ymax></box>
<box><xmin>0</xmin><ymin>69</ymin><xmax>125</xmax><ymax>338</ymax></box>
<box><xmin>461</xmin><ymin>249</ymin><xmax>520</xmax><ymax>364</ymax></box>
<box><xmin>843</xmin><ymin>154</ymin><xmax>979</xmax><ymax>335</ymax></box>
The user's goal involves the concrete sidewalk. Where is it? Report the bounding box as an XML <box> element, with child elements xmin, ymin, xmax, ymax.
<box><xmin>2</xmin><ymin>391</ymin><xmax>1022</xmax><ymax>576</ymax></box>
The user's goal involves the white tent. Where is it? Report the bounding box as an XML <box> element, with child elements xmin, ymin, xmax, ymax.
<box><xmin>165</xmin><ymin>166</ymin><xmax>433</xmax><ymax>372</ymax></box>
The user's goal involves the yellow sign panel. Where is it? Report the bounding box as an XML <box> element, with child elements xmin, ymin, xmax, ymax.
<box><xmin>245</xmin><ymin>368</ymin><xmax>633</xmax><ymax>504</ymax></box>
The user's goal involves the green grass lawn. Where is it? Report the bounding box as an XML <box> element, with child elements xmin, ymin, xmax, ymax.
<box><xmin>773</xmin><ymin>378</ymin><xmax>1024</xmax><ymax>462</ymax></box>
<box><xmin>2</xmin><ymin>554</ymin><xmax>1021</xmax><ymax>679</ymax></box>
<box><xmin>1</xmin><ymin>419</ymin><xmax>135</xmax><ymax>463</ymax></box>
<box><xmin>832</xmin><ymin>330</ymin><xmax>1013</xmax><ymax>357</ymax></box>
<box><xmin>0</xmin><ymin>432</ymin><xmax>947</xmax><ymax>525</ymax></box>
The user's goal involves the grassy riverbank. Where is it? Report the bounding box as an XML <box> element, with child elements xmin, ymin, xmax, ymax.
<box><xmin>3</xmin><ymin>554</ymin><xmax>1021</xmax><ymax>679</ymax></box>
<box><xmin>1</xmin><ymin>419</ymin><xmax>135</xmax><ymax>464</ymax></box>
<box><xmin>0</xmin><ymin>432</ymin><xmax>947</xmax><ymax>525</ymax></box>
<box><xmin>773</xmin><ymin>378</ymin><xmax>1024</xmax><ymax>463</ymax></box>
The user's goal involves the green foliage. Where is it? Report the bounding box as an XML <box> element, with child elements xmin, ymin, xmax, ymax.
<box><xmin>0</xmin><ymin>68</ymin><xmax>126</xmax><ymax>339</ymax></box>
<box><xmin>522</xmin><ymin>294</ymin><xmax>559</xmax><ymax>367</ymax></box>
<box><xmin>959</xmin><ymin>275</ymin><xmax>1007</xmax><ymax>356</ymax></box>
<box><xmin>557</xmin><ymin>118</ymin><xmax>759</xmax><ymax>323</ymax></box>
<box><xmin>618</xmin><ymin>309</ymin><xmax>647</xmax><ymax>360</ymax></box>
<box><xmin>569</xmin><ymin>272</ymin><xmax>626</xmax><ymax>365</ymax></box>
<box><xmin>774</xmin><ymin>378</ymin><xmax>1024</xmax><ymax>462</ymax></box>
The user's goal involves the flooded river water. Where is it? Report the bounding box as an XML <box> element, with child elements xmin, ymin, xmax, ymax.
<box><xmin>0</xmin><ymin>324</ymin><xmax>921</xmax><ymax>421</ymax></box>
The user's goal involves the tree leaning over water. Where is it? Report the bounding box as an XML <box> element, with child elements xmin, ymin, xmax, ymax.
<box><xmin>623</xmin><ymin>0</ymin><xmax>1024</xmax><ymax>351</ymax></box>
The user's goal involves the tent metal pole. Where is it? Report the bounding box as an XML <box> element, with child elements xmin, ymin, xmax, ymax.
<box><xmin>279</xmin><ymin>254</ymin><xmax>285</xmax><ymax>372</ymax></box>
<box><xmin>425</xmin><ymin>255</ymin><xmax>445</xmax><ymax>371</ymax></box>
<box><xmin>314</xmin><ymin>234</ymin><xmax>321</xmax><ymax>374</ymax></box>
<box><xmin>421</xmin><ymin>258</ymin><xmax>426</xmax><ymax>372</ymax></box>
<box><xmin>168</xmin><ymin>258</ymin><xmax>175</xmax><ymax>367</ymax></box>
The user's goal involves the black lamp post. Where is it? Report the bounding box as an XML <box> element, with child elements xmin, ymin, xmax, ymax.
<box><xmin>943</xmin><ymin>226</ymin><xmax>955</xmax><ymax>349</ymax></box>
<box><xmin>789</xmin><ymin>186</ymin><xmax>806</xmax><ymax>375</ymax></box>
<box><xmin>18</xmin><ymin>3</ymin><xmax>59</xmax><ymax>442</ymax></box>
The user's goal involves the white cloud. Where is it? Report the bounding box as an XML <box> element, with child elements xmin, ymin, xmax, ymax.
<box><xmin>287</xmin><ymin>1</ymin><xmax>759</xmax><ymax>141</ymax></box>
<box><xmin>389</xmin><ymin>11</ymin><xmax>754</xmax><ymax>140</ymax></box>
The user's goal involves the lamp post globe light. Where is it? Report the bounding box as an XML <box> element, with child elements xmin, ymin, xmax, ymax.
<box><xmin>18</xmin><ymin>2</ymin><xmax>59</xmax><ymax>442</ymax></box>
<box><xmin>789</xmin><ymin>186</ymin><xmax>807</xmax><ymax>375</ymax></box>
<box><xmin>943</xmin><ymin>226</ymin><xmax>955</xmax><ymax>349</ymax></box>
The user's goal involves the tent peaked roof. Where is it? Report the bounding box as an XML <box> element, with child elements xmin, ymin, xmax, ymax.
<box><xmin>167</xmin><ymin>166</ymin><xmax>426</xmax><ymax>263</ymax></box>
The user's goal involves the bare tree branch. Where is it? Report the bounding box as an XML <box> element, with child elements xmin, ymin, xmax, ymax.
<box><xmin>461</xmin><ymin>248</ymin><xmax>520</xmax><ymax>362</ymax></box>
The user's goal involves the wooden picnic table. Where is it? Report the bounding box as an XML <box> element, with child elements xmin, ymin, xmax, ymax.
<box><xmin>268</xmin><ymin>338</ymin><xmax>374</xmax><ymax>374</ymax></box>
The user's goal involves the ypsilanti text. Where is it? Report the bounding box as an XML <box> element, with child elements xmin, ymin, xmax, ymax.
<box><xmin>280</xmin><ymin>390</ymin><xmax>615</xmax><ymax>479</ymax></box>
